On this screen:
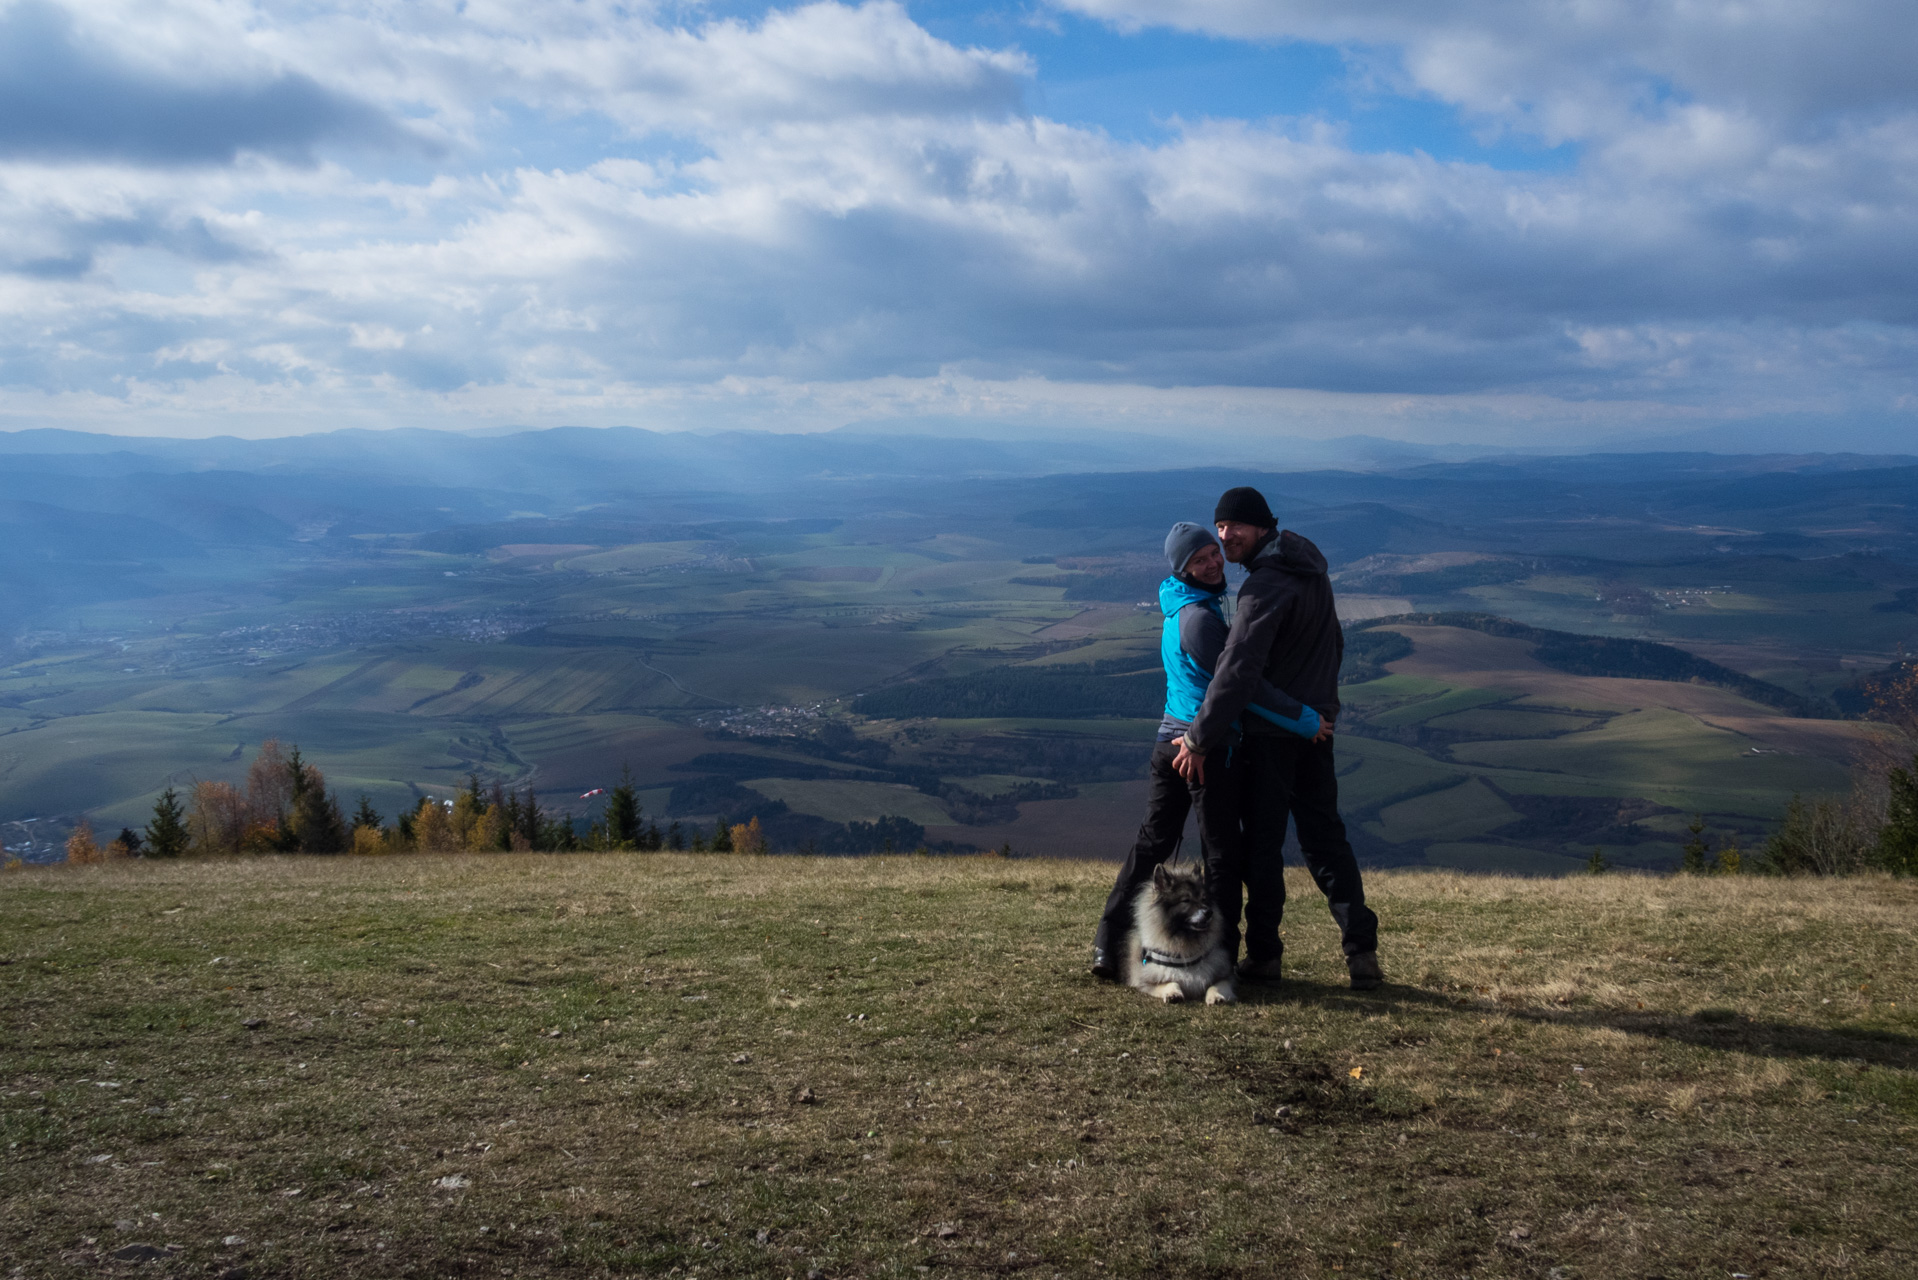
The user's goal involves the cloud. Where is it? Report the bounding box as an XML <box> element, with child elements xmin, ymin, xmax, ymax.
<box><xmin>0</xmin><ymin>0</ymin><xmax>1910</xmax><ymax>445</ymax></box>
<box><xmin>1051</xmin><ymin>1</ymin><xmax>1918</xmax><ymax>141</ymax></box>
<box><xmin>0</xmin><ymin>1</ymin><xmax>415</xmax><ymax>166</ymax></box>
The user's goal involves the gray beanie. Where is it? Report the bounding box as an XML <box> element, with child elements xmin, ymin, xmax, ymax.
<box><xmin>1163</xmin><ymin>522</ymin><xmax>1219</xmax><ymax>575</ymax></box>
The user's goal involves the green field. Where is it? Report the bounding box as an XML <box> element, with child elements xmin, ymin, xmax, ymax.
<box><xmin>1450</xmin><ymin>708</ymin><xmax>1852</xmax><ymax>808</ymax></box>
<box><xmin>1</xmin><ymin>498</ymin><xmax>1897</xmax><ymax>873</ymax></box>
<box><xmin>1368</xmin><ymin>778</ymin><xmax>1522</xmax><ymax>845</ymax></box>
<box><xmin>2</xmin><ymin>855</ymin><xmax>1914</xmax><ymax>1278</ymax></box>
<box><xmin>742</xmin><ymin>778</ymin><xmax>954</xmax><ymax>827</ymax></box>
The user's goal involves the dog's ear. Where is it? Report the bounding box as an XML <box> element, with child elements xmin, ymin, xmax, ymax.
<box><xmin>1151</xmin><ymin>863</ymin><xmax>1170</xmax><ymax>890</ymax></box>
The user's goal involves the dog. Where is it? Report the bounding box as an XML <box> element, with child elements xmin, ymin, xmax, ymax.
<box><xmin>1122</xmin><ymin>861</ymin><xmax>1236</xmax><ymax>1005</ymax></box>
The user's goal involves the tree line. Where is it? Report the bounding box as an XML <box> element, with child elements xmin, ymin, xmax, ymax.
<box><xmin>60</xmin><ymin>744</ymin><xmax>770</xmax><ymax>863</ymax></box>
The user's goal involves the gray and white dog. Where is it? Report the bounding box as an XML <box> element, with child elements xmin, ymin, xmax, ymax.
<box><xmin>1122</xmin><ymin>861</ymin><xmax>1237</xmax><ymax>1005</ymax></box>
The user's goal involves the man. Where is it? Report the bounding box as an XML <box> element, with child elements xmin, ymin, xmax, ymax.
<box><xmin>1092</xmin><ymin>522</ymin><xmax>1325</xmax><ymax>981</ymax></box>
<box><xmin>1174</xmin><ymin>487</ymin><xmax>1383</xmax><ymax>991</ymax></box>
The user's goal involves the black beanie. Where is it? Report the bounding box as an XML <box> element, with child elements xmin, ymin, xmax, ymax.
<box><xmin>1213</xmin><ymin>486</ymin><xmax>1275</xmax><ymax>528</ymax></box>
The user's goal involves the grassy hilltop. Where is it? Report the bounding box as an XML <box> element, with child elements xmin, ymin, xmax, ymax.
<box><xmin>4</xmin><ymin>855</ymin><xmax>1915</xmax><ymax>1278</ymax></box>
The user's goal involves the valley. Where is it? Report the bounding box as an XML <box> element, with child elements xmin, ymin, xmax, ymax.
<box><xmin>1</xmin><ymin>430</ymin><xmax>1912</xmax><ymax>869</ymax></box>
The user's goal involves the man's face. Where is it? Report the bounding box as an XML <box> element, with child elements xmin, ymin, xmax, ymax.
<box><xmin>1183</xmin><ymin>543</ymin><xmax>1225</xmax><ymax>586</ymax></box>
<box><xmin>1215</xmin><ymin>520</ymin><xmax>1270</xmax><ymax>564</ymax></box>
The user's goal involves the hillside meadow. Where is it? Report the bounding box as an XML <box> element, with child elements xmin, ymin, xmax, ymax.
<box><xmin>3</xmin><ymin>854</ymin><xmax>1915</xmax><ymax>1279</ymax></box>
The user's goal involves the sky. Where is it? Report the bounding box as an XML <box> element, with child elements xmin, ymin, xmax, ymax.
<box><xmin>1</xmin><ymin>0</ymin><xmax>1915</xmax><ymax>449</ymax></box>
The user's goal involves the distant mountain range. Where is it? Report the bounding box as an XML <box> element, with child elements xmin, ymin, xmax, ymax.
<box><xmin>3</xmin><ymin>425</ymin><xmax>1915</xmax><ymax>640</ymax></box>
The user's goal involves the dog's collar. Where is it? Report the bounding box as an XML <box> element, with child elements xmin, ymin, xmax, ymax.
<box><xmin>1141</xmin><ymin>946</ymin><xmax>1200</xmax><ymax>969</ymax></box>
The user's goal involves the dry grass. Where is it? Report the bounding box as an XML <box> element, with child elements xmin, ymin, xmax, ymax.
<box><xmin>3</xmin><ymin>855</ymin><xmax>1915</xmax><ymax>1279</ymax></box>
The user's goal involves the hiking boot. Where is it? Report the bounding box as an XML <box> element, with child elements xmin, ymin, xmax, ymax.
<box><xmin>1237</xmin><ymin>955</ymin><xmax>1284</xmax><ymax>983</ymax></box>
<box><xmin>1347</xmin><ymin>951</ymin><xmax>1384</xmax><ymax>991</ymax></box>
<box><xmin>1090</xmin><ymin>950</ymin><xmax>1119</xmax><ymax>982</ymax></box>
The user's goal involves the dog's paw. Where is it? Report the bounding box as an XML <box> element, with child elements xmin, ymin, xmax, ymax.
<box><xmin>1205</xmin><ymin>984</ymin><xmax>1236</xmax><ymax>1005</ymax></box>
<box><xmin>1150</xmin><ymin>983</ymin><xmax>1185</xmax><ymax>1003</ymax></box>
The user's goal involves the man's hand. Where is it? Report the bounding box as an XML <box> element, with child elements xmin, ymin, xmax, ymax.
<box><xmin>1174</xmin><ymin>741</ymin><xmax>1206</xmax><ymax>786</ymax></box>
<box><xmin>1312</xmin><ymin>715</ymin><xmax>1335</xmax><ymax>744</ymax></box>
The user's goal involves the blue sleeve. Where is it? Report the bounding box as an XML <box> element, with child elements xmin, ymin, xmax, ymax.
<box><xmin>1247</xmin><ymin>700</ymin><xmax>1321</xmax><ymax>739</ymax></box>
<box><xmin>1181</xmin><ymin>604</ymin><xmax>1313</xmax><ymax>733</ymax></box>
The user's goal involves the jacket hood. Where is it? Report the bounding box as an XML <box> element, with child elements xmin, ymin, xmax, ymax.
<box><xmin>1159</xmin><ymin>574</ymin><xmax>1222</xmax><ymax>617</ymax></box>
<box><xmin>1249</xmin><ymin>529</ymin><xmax>1328</xmax><ymax>578</ymax></box>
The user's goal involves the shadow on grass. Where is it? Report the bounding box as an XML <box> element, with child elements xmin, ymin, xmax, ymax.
<box><xmin>1240</xmin><ymin>978</ymin><xmax>1918</xmax><ymax>1070</ymax></box>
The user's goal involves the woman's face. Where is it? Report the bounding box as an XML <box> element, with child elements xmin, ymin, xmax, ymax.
<box><xmin>1184</xmin><ymin>543</ymin><xmax>1225</xmax><ymax>586</ymax></box>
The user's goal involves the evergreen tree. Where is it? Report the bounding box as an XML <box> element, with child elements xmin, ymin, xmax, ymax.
<box><xmin>643</xmin><ymin>821</ymin><xmax>662</xmax><ymax>851</ymax></box>
<box><xmin>606</xmin><ymin>764</ymin><xmax>641</xmax><ymax>848</ymax></box>
<box><xmin>351</xmin><ymin>794</ymin><xmax>383</xmax><ymax>833</ymax></box>
<box><xmin>666</xmin><ymin>820</ymin><xmax>684</xmax><ymax>851</ymax></box>
<box><xmin>1879</xmin><ymin>752</ymin><xmax>1918</xmax><ymax>876</ymax></box>
<box><xmin>691</xmin><ymin>829</ymin><xmax>708</xmax><ymax>853</ymax></box>
<box><xmin>1680</xmin><ymin>815</ymin><xmax>1710</xmax><ymax>874</ymax></box>
<box><xmin>144</xmin><ymin>788</ymin><xmax>190</xmax><ymax>859</ymax></box>
<box><xmin>467</xmin><ymin>771</ymin><xmax>485</xmax><ymax>810</ymax></box>
<box><xmin>1715</xmin><ymin>834</ymin><xmax>1743</xmax><ymax>874</ymax></box>
<box><xmin>396</xmin><ymin>805</ymin><xmax>417</xmax><ymax>846</ymax></box>
<box><xmin>291</xmin><ymin>785</ymin><xmax>349</xmax><ymax>854</ymax></box>
<box><xmin>711</xmin><ymin>818</ymin><xmax>733</xmax><ymax>853</ymax></box>
<box><xmin>1586</xmin><ymin>846</ymin><xmax>1610</xmax><ymax>875</ymax></box>
<box><xmin>277</xmin><ymin>746</ymin><xmax>311</xmax><ymax>850</ymax></box>
<box><xmin>117</xmin><ymin>827</ymin><xmax>146</xmax><ymax>857</ymax></box>
<box><xmin>540</xmin><ymin>812</ymin><xmax>578</xmax><ymax>852</ymax></box>
<box><xmin>516</xmin><ymin>788</ymin><xmax>542</xmax><ymax>849</ymax></box>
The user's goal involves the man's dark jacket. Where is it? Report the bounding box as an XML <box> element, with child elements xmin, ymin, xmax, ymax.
<box><xmin>1185</xmin><ymin>529</ymin><xmax>1342</xmax><ymax>753</ymax></box>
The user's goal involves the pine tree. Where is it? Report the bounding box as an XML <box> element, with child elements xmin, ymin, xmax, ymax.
<box><xmin>666</xmin><ymin>820</ymin><xmax>684</xmax><ymax>851</ymax></box>
<box><xmin>515</xmin><ymin>788</ymin><xmax>542</xmax><ymax>849</ymax></box>
<box><xmin>287</xmin><ymin>746</ymin><xmax>310</xmax><ymax>807</ymax></box>
<box><xmin>643</xmin><ymin>822</ymin><xmax>662</xmax><ymax>851</ymax></box>
<box><xmin>1680</xmin><ymin>814</ymin><xmax>1710</xmax><ymax>874</ymax></box>
<box><xmin>1879</xmin><ymin>752</ymin><xmax>1918</xmax><ymax>876</ymax></box>
<box><xmin>1587</xmin><ymin>846</ymin><xmax>1610</xmax><ymax>875</ymax></box>
<box><xmin>606</xmin><ymin>764</ymin><xmax>641</xmax><ymax>848</ymax></box>
<box><xmin>539</xmin><ymin>810</ymin><xmax>577</xmax><ymax>852</ymax></box>
<box><xmin>278</xmin><ymin>745</ymin><xmax>312</xmax><ymax>851</ymax></box>
<box><xmin>117</xmin><ymin>827</ymin><xmax>146</xmax><ymax>857</ymax></box>
<box><xmin>292</xmin><ymin>785</ymin><xmax>348</xmax><ymax>854</ymax></box>
<box><xmin>145</xmin><ymin>788</ymin><xmax>190</xmax><ymax>859</ymax></box>
<box><xmin>711</xmin><ymin>818</ymin><xmax>733</xmax><ymax>853</ymax></box>
<box><xmin>351</xmin><ymin>794</ymin><xmax>383</xmax><ymax>833</ymax></box>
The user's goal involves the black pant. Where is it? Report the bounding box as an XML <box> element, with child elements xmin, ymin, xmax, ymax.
<box><xmin>1094</xmin><ymin>740</ymin><xmax>1244</xmax><ymax>960</ymax></box>
<box><xmin>1237</xmin><ymin>733</ymin><xmax>1378</xmax><ymax>963</ymax></box>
